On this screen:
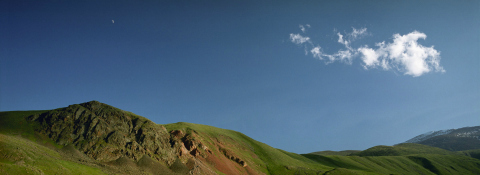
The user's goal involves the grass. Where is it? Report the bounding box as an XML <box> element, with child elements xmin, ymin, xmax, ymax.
<box><xmin>0</xmin><ymin>133</ymin><xmax>106</xmax><ymax>175</ymax></box>
<box><xmin>351</xmin><ymin>143</ymin><xmax>459</xmax><ymax>156</ymax></box>
<box><xmin>304</xmin><ymin>143</ymin><xmax>480</xmax><ymax>175</ymax></box>
<box><xmin>0</xmin><ymin>110</ymin><xmax>46</xmax><ymax>137</ymax></box>
<box><xmin>461</xmin><ymin>149</ymin><xmax>480</xmax><ymax>160</ymax></box>
<box><xmin>309</xmin><ymin>150</ymin><xmax>361</xmax><ymax>156</ymax></box>
<box><xmin>164</xmin><ymin>122</ymin><xmax>332</xmax><ymax>174</ymax></box>
<box><xmin>0</xmin><ymin>110</ymin><xmax>66</xmax><ymax>150</ymax></box>
<box><xmin>304</xmin><ymin>153</ymin><xmax>480</xmax><ymax>175</ymax></box>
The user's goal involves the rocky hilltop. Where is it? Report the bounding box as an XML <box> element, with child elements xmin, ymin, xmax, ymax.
<box><xmin>28</xmin><ymin>101</ymin><xmax>176</xmax><ymax>163</ymax></box>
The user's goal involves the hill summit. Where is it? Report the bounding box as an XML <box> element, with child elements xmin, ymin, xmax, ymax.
<box><xmin>27</xmin><ymin>101</ymin><xmax>177</xmax><ymax>163</ymax></box>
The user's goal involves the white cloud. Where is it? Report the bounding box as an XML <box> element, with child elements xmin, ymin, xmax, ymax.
<box><xmin>358</xmin><ymin>31</ymin><xmax>445</xmax><ymax>77</ymax></box>
<box><xmin>289</xmin><ymin>33</ymin><xmax>310</xmax><ymax>44</ymax></box>
<box><xmin>337</xmin><ymin>33</ymin><xmax>348</xmax><ymax>46</ymax></box>
<box><xmin>310</xmin><ymin>46</ymin><xmax>323</xmax><ymax>59</ymax></box>
<box><xmin>358</xmin><ymin>47</ymin><xmax>379</xmax><ymax>67</ymax></box>
<box><xmin>289</xmin><ymin>26</ymin><xmax>445</xmax><ymax>77</ymax></box>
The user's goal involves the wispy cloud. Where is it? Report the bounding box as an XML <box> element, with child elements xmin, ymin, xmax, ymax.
<box><xmin>304</xmin><ymin>27</ymin><xmax>367</xmax><ymax>64</ymax></box>
<box><xmin>289</xmin><ymin>25</ymin><xmax>445</xmax><ymax>77</ymax></box>
<box><xmin>337</xmin><ymin>27</ymin><xmax>368</xmax><ymax>49</ymax></box>
<box><xmin>350</xmin><ymin>28</ymin><xmax>367</xmax><ymax>39</ymax></box>
<box><xmin>289</xmin><ymin>33</ymin><xmax>310</xmax><ymax>44</ymax></box>
<box><xmin>299</xmin><ymin>24</ymin><xmax>310</xmax><ymax>33</ymax></box>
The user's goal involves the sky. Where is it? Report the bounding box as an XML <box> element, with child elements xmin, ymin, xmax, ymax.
<box><xmin>1</xmin><ymin>0</ymin><xmax>479</xmax><ymax>154</ymax></box>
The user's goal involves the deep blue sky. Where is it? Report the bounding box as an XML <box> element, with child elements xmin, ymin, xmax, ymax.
<box><xmin>1</xmin><ymin>1</ymin><xmax>479</xmax><ymax>153</ymax></box>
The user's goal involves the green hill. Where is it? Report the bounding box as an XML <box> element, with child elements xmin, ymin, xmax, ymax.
<box><xmin>309</xmin><ymin>150</ymin><xmax>361</xmax><ymax>156</ymax></box>
<box><xmin>351</xmin><ymin>143</ymin><xmax>458</xmax><ymax>157</ymax></box>
<box><xmin>1</xmin><ymin>101</ymin><xmax>480</xmax><ymax>174</ymax></box>
<box><xmin>304</xmin><ymin>143</ymin><xmax>480</xmax><ymax>174</ymax></box>
<box><xmin>461</xmin><ymin>149</ymin><xmax>480</xmax><ymax>160</ymax></box>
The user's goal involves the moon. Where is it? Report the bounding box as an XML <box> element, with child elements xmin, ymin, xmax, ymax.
<box><xmin>112</xmin><ymin>20</ymin><xmax>114</xmax><ymax>24</ymax></box>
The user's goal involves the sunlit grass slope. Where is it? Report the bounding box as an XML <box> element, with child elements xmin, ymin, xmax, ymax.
<box><xmin>351</xmin><ymin>143</ymin><xmax>459</xmax><ymax>156</ymax></box>
<box><xmin>0</xmin><ymin>110</ymin><xmax>105</xmax><ymax>174</ymax></box>
<box><xmin>164</xmin><ymin>122</ymin><xmax>333</xmax><ymax>174</ymax></box>
<box><xmin>0</xmin><ymin>133</ymin><xmax>106</xmax><ymax>175</ymax></box>
<box><xmin>304</xmin><ymin>143</ymin><xmax>480</xmax><ymax>175</ymax></box>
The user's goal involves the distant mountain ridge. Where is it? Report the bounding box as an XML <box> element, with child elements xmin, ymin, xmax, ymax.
<box><xmin>405</xmin><ymin>126</ymin><xmax>480</xmax><ymax>151</ymax></box>
<box><xmin>405</xmin><ymin>129</ymin><xmax>455</xmax><ymax>143</ymax></box>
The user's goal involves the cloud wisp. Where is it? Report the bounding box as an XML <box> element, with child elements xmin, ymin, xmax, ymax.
<box><xmin>299</xmin><ymin>24</ymin><xmax>310</xmax><ymax>33</ymax></box>
<box><xmin>289</xmin><ymin>33</ymin><xmax>310</xmax><ymax>45</ymax></box>
<box><xmin>290</xmin><ymin>25</ymin><xmax>445</xmax><ymax>77</ymax></box>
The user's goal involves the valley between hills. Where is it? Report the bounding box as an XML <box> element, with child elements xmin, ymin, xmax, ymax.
<box><xmin>1</xmin><ymin>101</ymin><xmax>479</xmax><ymax>175</ymax></box>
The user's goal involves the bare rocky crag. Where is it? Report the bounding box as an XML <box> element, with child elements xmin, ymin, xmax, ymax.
<box><xmin>28</xmin><ymin>101</ymin><xmax>177</xmax><ymax>164</ymax></box>
<box><xmin>26</xmin><ymin>101</ymin><xmax>251</xmax><ymax>174</ymax></box>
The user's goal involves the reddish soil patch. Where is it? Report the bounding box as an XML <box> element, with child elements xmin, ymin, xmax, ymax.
<box><xmin>245</xmin><ymin>166</ymin><xmax>261</xmax><ymax>175</ymax></box>
<box><xmin>204</xmin><ymin>138</ymin><xmax>262</xmax><ymax>175</ymax></box>
<box><xmin>206</xmin><ymin>151</ymin><xmax>244</xmax><ymax>175</ymax></box>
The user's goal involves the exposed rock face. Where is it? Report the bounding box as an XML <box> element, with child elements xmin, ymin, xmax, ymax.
<box><xmin>169</xmin><ymin>130</ymin><xmax>211</xmax><ymax>160</ymax></box>
<box><xmin>28</xmin><ymin>101</ymin><xmax>176</xmax><ymax>164</ymax></box>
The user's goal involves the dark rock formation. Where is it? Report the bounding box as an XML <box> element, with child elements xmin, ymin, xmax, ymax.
<box><xmin>27</xmin><ymin>101</ymin><xmax>177</xmax><ymax>164</ymax></box>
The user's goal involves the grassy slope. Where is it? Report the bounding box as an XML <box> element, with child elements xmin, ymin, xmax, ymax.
<box><xmin>164</xmin><ymin>122</ymin><xmax>333</xmax><ymax>174</ymax></box>
<box><xmin>304</xmin><ymin>143</ymin><xmax>480</xmax><ymax>175</ymax></box>
<box><xmin>0</xmin><ymin>110</ymin><xmax>106</xmax><ymax>175</ymax></box>
<box><xmin>460</xmin><ymin>149</ymin><xmax>480</xmax><ymax>160</ymax></box>
<box><xmin>304</xmin><ymin>153</ymin><xmax>480</xmax><ymax>174</ymax></box>
<box><xmin>0</xmin><ymin>133</ymin><xmax>106</xmax><ymax>175</ymax></box>
<box><xmin>0</xmin><ymin>111</ymin><xmax>47</xmax><ymax>138</ymax></box>
<box><xmin>310</xmin><ymin>150</ymin><xmax>361</xmax><ymax>156</ymax></box>
<box><xmin>351</xmin><ymin>143</ymin><xmax>460</xmax><ymax>156</ymax></box>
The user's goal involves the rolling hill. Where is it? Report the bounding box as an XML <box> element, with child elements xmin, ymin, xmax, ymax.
<box><xmin>1</xmin><ymin>101</ymin><xmax>480</xmax><ymax>174</ymax></box>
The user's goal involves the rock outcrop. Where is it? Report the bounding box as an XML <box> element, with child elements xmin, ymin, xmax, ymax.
<box><xmin>28</xmin><ymin>101</ymin><xmax>177</xmax><ymax>164</ymax></box>
<box><xmin>219</xmin><ymin>147</ymin><xmax>247</xmax><ymax>167</ymax></box>
<box><xmin>170</xmin><ymin>130</ymin><xmax>212</xmax><ymax>160</ymax></box>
